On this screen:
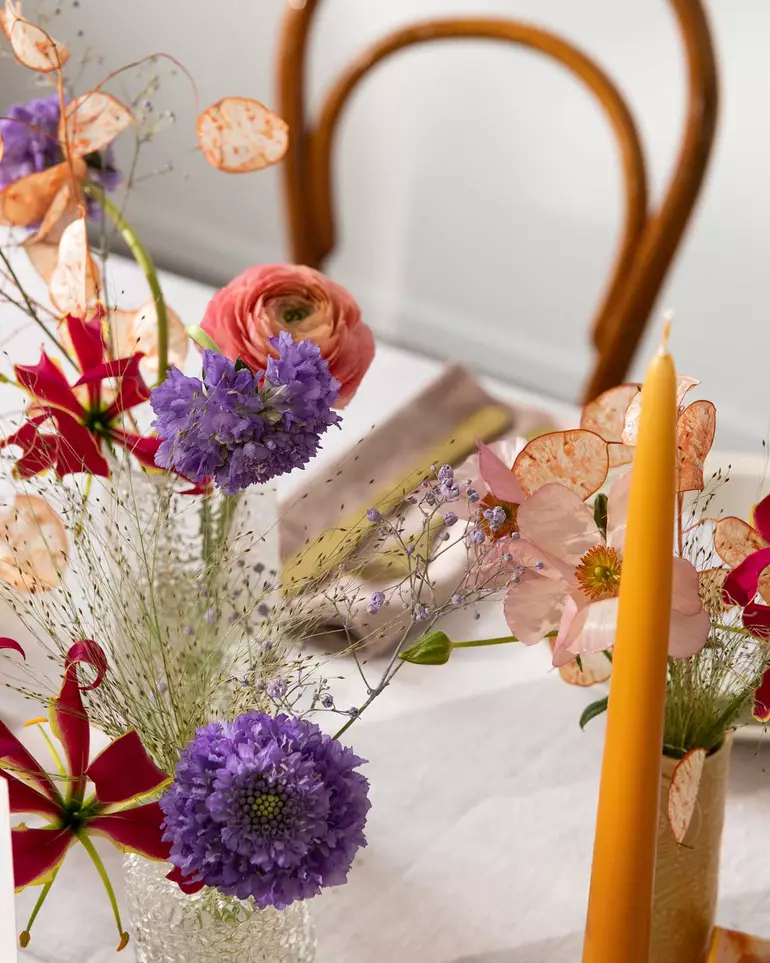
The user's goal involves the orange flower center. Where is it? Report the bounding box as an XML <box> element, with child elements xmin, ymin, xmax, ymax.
<box><xmin>574</xmin><ymin>545</ymin><xmax>622</xmax><ymax>600</ymax></box>
<box><xmin>479</xmin><ymin>493</ymin><xmax>519</xmax><ymax>540</ymax></box>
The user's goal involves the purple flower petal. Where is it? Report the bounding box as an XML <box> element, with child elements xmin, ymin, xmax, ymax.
<box><xmin>160</xmin><ymin>712</ymin><xmax>370</xmax><ymax>908</ymax></box>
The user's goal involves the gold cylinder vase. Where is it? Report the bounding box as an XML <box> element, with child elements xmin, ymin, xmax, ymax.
<box><xmin>651</xmin><ymin>736</ymin><xmax>732</xmax><ymax>963</ymax></box>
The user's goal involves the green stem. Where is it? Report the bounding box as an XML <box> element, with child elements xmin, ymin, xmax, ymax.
<box><xmin>714</xmin><ymin>622</ymin><xmax>753</xmax><ymax>636</ymax></box>
<box><xmin>78</xmin><ymin>833</ymin><xmax>129</xmax><ymax>951</ymax></box>
<box><xmin>453</xmin><ymin>635</ymin><xmax>519</xmax><ymax>649</ymax></box>
<box><xmin>452</xmin><ymin>630</ymin><xmax>557</xmax><ymax>649</ymax></box>
<box><xmin>84</xmin><ymin>183</ymin><xmax>169</xmax><ymax>383</ymax></box>
<box><xmin>19</xmin><ymin>869</ymin><xmax>58</xmax><ymax>948</ymax></box>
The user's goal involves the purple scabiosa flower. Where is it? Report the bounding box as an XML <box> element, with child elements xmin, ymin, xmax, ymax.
<box><xmin>150</xmin><ymin>332</ymin><xmax>341</xmax><ymax>494</ymax></box>
<box><xmin>160</xmin><ymin>711</ymin><xmax>371</xmax><ymax>907</ymax></box>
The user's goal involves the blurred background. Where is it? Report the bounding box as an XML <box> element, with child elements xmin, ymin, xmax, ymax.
<box><xmin>0</xmin><ymin>0</ymin><xmax>767</xmax><ymax>448</ymax></box>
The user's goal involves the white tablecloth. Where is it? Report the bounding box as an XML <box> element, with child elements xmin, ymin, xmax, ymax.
<box><xmin>3</xmin><ymin>255</ymin><xmax>769</xmax><ymax>962</ymax></box>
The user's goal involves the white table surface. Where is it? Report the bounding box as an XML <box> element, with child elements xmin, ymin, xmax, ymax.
<box><xmin>1</xmin><ymin>254</ymin><xmax>768</xmax><ymax>963</ymax></box>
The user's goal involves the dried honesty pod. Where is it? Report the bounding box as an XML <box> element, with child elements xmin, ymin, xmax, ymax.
<box><xmin>513</xmin><ymin>429</ymin><xmax>609</xmax><ymax>500</ymax></box>
<box><xmin>0</xmin><ymin>0</ymin><xmax>69</xmax><ymax>72</ymax></box>
<box><xmin>698</xmin><ymin>567</ymin><xmax>731</xmax><ymax>616</ymax></box>
<box><xmin>60</xmin><ymin>91</ymin><xmax>134</xmax><ymax>158</ymax></box>
<box><xmin>49</xmin><ymin>218</ymin><xmax>101</xmax><ymax>315</ymax></box>
<box><xmin>580</xmin><ymin>383</ymin><xmax>638</xmax><ymax>468</ymax></box>
<box><xmin>622</xmin><ymin>375</ymin><xmax>700</xmax><ymax>446</ymax></box>
<box><xmin>615</xmin><ymin>375</ymin><xmax>714</xmax><ymax>492</ymax></box>
<box><xmin>677</xmin><ymin>400</ymin><xmax>716</xmax><ymax>492</ymax></box>
<box><xmin>0</xmin><ymin>493</ymin><xmax>68</xmax><ymax>591</ymax></box>
<box><xmin>108</xmin><ymin>301</ymin><xmax>188</xmax><ymax>379</ymax></box>
<box><xmin>197</xmin><ymin>97</ymin><xmax>289</xmax><ymax>173</ymax></box>
<box><xmin>549</xmin><ymin>639</ymin><xmax>611</xmax><ymax>687</ymax></box>
<box><xmin>667</xmin><ymin>746</ymin><xmax>707</xmax><ymax>844</ymax></box>
<box><xmin>0</xmin><ymin>160</ymin><xmax>84</xmax><ymax>228</ymax></box>
<box><xmin>708</xmin><ymin>926</ymin><xmax>770</xmax><ymax>962</ymax></box>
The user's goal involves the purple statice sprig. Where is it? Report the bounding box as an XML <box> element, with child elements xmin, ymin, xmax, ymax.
<box><xmin>150</xmin><ymin>332</ymin><xmax>342</xmax><ymax>494</ymax></box>
<box><xmin>160</xmin><ymin>711</ymin><xmax>371</xmax><ymax>908</ymax></box>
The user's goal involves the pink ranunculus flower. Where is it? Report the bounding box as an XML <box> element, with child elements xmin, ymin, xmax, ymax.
<box><xmin>505</xmin><ymin>472</ymin><xmax>710</xmax><ymax>665</ymax></box>
<box><xmin>200</xmin><ymin>264</ymin><xmax>374</xmax><ymax>408</ymax></box>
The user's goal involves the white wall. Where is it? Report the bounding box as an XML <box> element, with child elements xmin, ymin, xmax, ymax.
<box><xmin>1</xmin><ymin>1</ymin><xmax>769</xmax><ymax>450</ymax></box>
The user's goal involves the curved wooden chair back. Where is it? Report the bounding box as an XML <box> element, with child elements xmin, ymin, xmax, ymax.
<box><xmin>277</xmin><ymin>1</ymin><xmax>718</xmax><ymax>401</ymax></box>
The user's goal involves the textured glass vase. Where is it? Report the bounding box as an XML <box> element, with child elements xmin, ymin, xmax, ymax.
<box><xmin>123</xmin><ymin>855</ymin><xmax>317</xmax><ymax>963</ymax></box>
<box><xmin>102</xmin><ymin>466</ymin><xmax>282</xmax><ymax>771</ymax></box>
<box><xmin>651</xmin><ymin>736</ymin><xmax>732</xmax><ymax>963</ymax></box>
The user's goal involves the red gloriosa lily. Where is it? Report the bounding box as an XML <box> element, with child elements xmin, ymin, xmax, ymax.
<box><xmin>0</xmin><ymin>313</ymin><xmax>161</xmax><ymax>478</ymax></box>
<box><xmin>716</xmin><ymin>493</ymin><xmax>770</xmax><ymax>722</ymax></box>
<box><xmin>1</xmin><ymin>639</ymin><xmax>172</xmax><ymax>951</ymax></box>
<box><xmin>719</xmin><ymin>493</ymin><xmax>770</xmax><ymax>636</ymax></box>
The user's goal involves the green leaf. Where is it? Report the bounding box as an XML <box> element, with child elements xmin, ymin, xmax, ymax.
<box><xmin>234</xmin><ymin>357</ymin><xmax>252</xmax><ymax>373</ymax></box>
<box><xmin>593</xmin><ymin>493</ymin><xmax>608</xmax><ymax>539</ymax></box>
<box><xmin>186</xmin><ymin>324</ymin><xmax>222</xmax><ymax>354</ymax></box>
<box><xmin>580</xmin><ymin>696</ymin><xmax>609</xmax><ymax>730</ymax></box>
<box><xmin>400</xmin><ymin>631</ymin><xmax>453</xmax><ymax>666</ymax></box>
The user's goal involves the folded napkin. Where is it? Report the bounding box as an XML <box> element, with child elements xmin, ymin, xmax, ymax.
<box><xmin>278</xmin><ymin>364</ymin><xmax>557</xmax><ymax>652</ymax></box>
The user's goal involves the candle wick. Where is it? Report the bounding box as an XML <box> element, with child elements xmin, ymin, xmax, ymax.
<box><xmin>660</xmin><ymin>312</ymin><xmax>674</xmax><ymax>353</ymax></box>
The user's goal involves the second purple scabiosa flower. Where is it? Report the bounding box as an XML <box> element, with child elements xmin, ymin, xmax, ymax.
<box><xmin>150</xmin><ymin>331</ymin><xmax>342</xmax><ymax>493</ymax></box>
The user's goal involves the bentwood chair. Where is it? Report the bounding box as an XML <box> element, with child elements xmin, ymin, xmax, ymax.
<box><xmin>277</xmin><ymin>1</ymin><xmax>718</xmax><ymax>402</ymax></box>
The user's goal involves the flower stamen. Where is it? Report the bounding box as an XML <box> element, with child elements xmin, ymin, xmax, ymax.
<box><xmin>479</xmin><ymin>493</ymin><xmax>519</xmax><ymax>540</ymax></box>
<box><xmin>574</xmin><ymin>545</ymin><xmax>623</xmax><ymax>600</ymax></box>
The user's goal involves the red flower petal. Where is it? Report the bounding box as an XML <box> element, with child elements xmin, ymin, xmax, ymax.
<box><xmin>166</xmin><ymin>863</ymin><xmax>205</xmax><ymax>895</ymax></box>
<box><xmin>742</xmin><ymin>602</ymin><xmax>770</xmax><ymax>640</ymax></box>
<box><xmin>50</xmin><ymin>411</ymin><xmax>109</xmax><ymax>477</ymax></box>
<box><xmin>110</xmin><ymin>429</ymin><xmax>160</xmax><ymax>469</ymax></box>
<box><xmin>754</xmin><ymin>493</ymin><xmax>770</xmax><ymax>545</ymax></box>
<box><xmin>88</xmin><ymin>802</ymin><xmax>170</xmax><ymax>861</ymax></box>
<box><xmin>11</xmin><ymin>826</ymin><xmax>73</xmax><ymax>889</ymax></box>
<box><xmin>15</xmin><ymin>353</ymin><xmax>84</xmax><ymax>417</ymax></box>
<box><xmin>103</xmin><ymin>355</ymin><xmax>150</xmax><ymax>419</ymax></box>
<box><xmin>65</xmin><ymin>313</ymin><xmax>105</xmax><ymax>377</ymax></box>
<box><xmin>722</xmin><ymin>546</ymin><xmax>770</xmax><ymax>607</ymax></box>
<box><xmin>2</xmin><ymin>772</ymin><xmax>60</xmax><ymax>818</ymax></box>
<box><xmin>0</xmin><ymin>419</ymin><xmax>58</xmax><ymax>477</ymax></box>
<box><xmin>753</xmin><ymin>667</ymin><xmax>770</xmax><ymax>722</ymax></box>
<box><xmin>0</xmin><ymin>637</ymin><xmax>25</xmax><ymax>659</ymax></box>
<box><xmin>0</xmin><ymin>720</ymin><xmax>58</xmax><ymax>801</ymax></box>
<box><xmin>86</xmin><ymin>731</ymin><xmax>168</xmax><ymax>806</ymax></box>
<box><xmin>49</xmin><ymin>641</ymin><xmax>107</xmax><ymax>790</ymax></box>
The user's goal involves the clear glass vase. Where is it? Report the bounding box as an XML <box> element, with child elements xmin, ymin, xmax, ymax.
<box><xmin>99</xmin><ymin>465</ymin><xmax>282</xmax><ymax>771</ymax></box>
<box><xmin>123</xmin><ymin>855</ymin><xmax>317</xmax><ymax>963</ymax></box>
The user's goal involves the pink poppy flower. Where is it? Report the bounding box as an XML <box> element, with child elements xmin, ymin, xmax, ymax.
<box><xmin>506</xmin><ymin>473</ymin><xmax>710</xmax><ymax>664</ymax></box>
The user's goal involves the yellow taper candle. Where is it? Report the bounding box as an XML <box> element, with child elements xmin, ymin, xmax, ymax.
<box><xmin>582</xmin><ymin>323</ymin><xmax>677</xmax><ymax>963</ymax></box>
